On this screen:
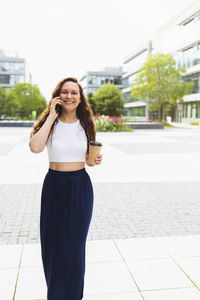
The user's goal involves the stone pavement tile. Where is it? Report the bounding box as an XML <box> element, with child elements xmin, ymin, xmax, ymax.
<box><xmin>0</xmin><ymin>244</ymin><xmax>22</xmax><ymax>268</ymax></box>
<box><xmin>155</xmin><ymin>235</ymin><xmax>200</xmax><ymax>257</ymax></box>
<box><xmin>84</xmin><ymin>261</ymin><xmax>138</xmax><ymax>296</ymax></box>
<box><xmin>114</xmin><ymin>237</ymin><xmax>169</xmax><ymax>260</ymax></box>
<box><xmin>86</xmin><ymin>239</ymin><xmax>122</xmax><ymax>262</ymax></box>
<box><xmin>21</xmin><ymin>244</ymin><xmax>42</xmax><ymax>267</ymax></box>
<box><xmin>175</xmin><ymin>257</ymin><xmax>200</xmax><ymax>289</ymax></box>
<box><xmin>84</xmin><ymin>291</ymin><xmax>143</xmax><ymax>300</ymax></box>
<box><xmin>0</xmin><ymin>268</ymin><xmax>18</xmax><ymax>300</ymax></box>
<box><xmin>141</xmin><ymin>287</ymin><xmax>200</xmax><ymax>300</ymax></box>
<box><xmin>14</xmin><ymin>266</ymin><xmax>46</xmax><ymax>300</ymax></box>
<box><xmin>126</xmin><ymin>258</ymin><xmax>193</xmax><ymax>291</ymax></box>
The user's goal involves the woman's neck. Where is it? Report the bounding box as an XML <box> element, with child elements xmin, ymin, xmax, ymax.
<box><xmin>59</xmin><ymin>113</ymin><xmax>78</xmax><ymax>123</ymax></box>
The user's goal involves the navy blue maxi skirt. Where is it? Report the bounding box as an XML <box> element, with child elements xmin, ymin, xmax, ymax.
<box><xmin>40</xmin><ymin>167</ymin><xmax>94</xmax><ymax>300</ymax></box>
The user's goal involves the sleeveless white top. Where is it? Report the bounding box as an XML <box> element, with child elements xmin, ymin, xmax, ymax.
<box><xmin>46</xmin><ymin>118</ymin><xmax>88</xmax><ymax>162</ymax></box>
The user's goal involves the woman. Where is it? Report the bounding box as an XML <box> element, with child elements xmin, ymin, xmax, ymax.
<box><xmin>29</xmin><ymin>77</ymin><xmax>103</xmax><ymax>300</ymax></box>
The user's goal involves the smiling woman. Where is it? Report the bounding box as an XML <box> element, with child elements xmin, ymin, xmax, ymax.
<box><xmin>28</xmin><ymin>77</ymin><xmax>103</xmax><ymax>300</ymax></box>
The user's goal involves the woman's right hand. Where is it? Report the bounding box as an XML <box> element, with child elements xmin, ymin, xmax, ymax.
<box><xmin>49</xmin><ymin>96</ymin><xmax>62</xmax><ymax>119</ymax></box>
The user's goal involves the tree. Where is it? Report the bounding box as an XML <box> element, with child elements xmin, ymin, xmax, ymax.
<box><xmin>87</xmin><ymin>92</ymin><xmax>97</xmax><ymax>115</ymax></box>
<box><xmin>131</xmin><ymin>53</ymin><xmax>194</xmax><ymax>121</ymax></box>
<box><xmin>93</xmin><ymin>83</ymin><xmax>126</xmax><ymax>117</ymax></box>
<box><xmin>0</xmin><ymin>85</ymin><xmax>7</xmax><ymax>117</ymax></box>
<box><xmin>0</xmin><ymin>85</ymin><xmax>20</xmax><ymax>118</ymax></box>
<box><xmin>9</xmin><ymin>83</ymin><xmax>46</xmax><ymax>119</ymax></box>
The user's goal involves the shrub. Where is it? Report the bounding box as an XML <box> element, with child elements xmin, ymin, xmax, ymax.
<box><xmin>94</xmin><ymin>114</ymin><xmax>133</xmax><ymax>132</ymax></box>
<box><xmin>153</xmin><ymin>120</ymin><xmax>175</xmax><ymax>127</ymax></box>
<box><xmin>190</xmin><ymin>122</ymin><xmax>199</xmax><ymax>125</ymax></box>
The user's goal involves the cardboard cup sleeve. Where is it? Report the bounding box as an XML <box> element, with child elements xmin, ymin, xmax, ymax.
<box><xmin>87</xmin><ymin>141</ymin><xmax>102</xmax><ymax>166</ymax></box>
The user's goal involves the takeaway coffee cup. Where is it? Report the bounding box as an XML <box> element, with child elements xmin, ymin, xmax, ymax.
<box><xmin>87</xmin><ymin>141</ymin><xmax>102</xmax><ymax>166</ymax></box>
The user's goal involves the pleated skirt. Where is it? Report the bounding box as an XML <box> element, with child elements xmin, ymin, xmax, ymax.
<box><xmin>40</xmin><ymin>167</ymin><xmax>94</xmax><ymax>300</ymax></box>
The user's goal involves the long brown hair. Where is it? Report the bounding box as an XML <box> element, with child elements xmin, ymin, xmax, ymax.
<box><xmin>29</xmin><ymin>77</ymin><xmax>96</xmax><ymax>154</ymax></box>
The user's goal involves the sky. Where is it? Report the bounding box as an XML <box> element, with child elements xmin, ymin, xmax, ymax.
<box><xmin>0</xmin><ymin>0</ymin><xmax>194</xmax><ymax>101</ymax></box>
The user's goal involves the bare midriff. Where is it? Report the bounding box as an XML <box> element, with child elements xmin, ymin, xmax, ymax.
<box><xmin>49</xmin><ymin>162</ymin><xmax>85</xmax><ymax>172</ymax></box>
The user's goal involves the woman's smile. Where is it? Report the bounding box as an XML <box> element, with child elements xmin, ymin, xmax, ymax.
<box><xmin>63</xmin><ymin>100</ymin><xmax>74</xmax><ymax>104</ymax></box>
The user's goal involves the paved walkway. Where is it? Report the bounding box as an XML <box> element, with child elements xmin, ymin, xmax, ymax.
<box><xmin>1</xmin><ymin>124</ymin><xmax>200</xmax><ymax>299</ymax></box>
<box><xmin>1</xmin><ymin>236</ymin><xmax>200</xmax><ymax>300</ymax></box>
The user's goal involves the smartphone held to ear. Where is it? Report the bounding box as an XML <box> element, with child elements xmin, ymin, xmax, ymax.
<box><xmin>55</xmin><ymin>103</ymin><xmax>62</xmax><ymax>115</ymax></box>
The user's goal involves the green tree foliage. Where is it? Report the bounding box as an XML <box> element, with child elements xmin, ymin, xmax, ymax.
<box><xmin>87</xmin><ymin>92</ymin><xmax>97</xmax><ymax>115</ymax></box>
<box><xmin>131</xmin><ymin>53</ymin><xmax>194</xmax><ymax>121</ymax></box>
<box><xmin>0</xmin><ymin>83</ymin><xmax>46</xmax><ymax>119</ymax></box>
<box><xmin>93</xmin><ymin>83</ymin><xmax>126</xmax><ymax>117</ymax></box>
<box><xmin>0</xmin><ymin>85</ymin><xmax>8</xmax><ymax>115</ymax></box>
<box><xmin>0</xmin><ymin>85</ymin><xmax>21</xmax><ymax>118</ymax></box>
<box><xmin>8</xmin><ymin>83</ymin><xmax>46</xmax><ymax>119</ymax></box>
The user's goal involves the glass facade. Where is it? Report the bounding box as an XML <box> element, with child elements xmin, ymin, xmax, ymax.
<box><xmin>183</xmin><ymin>102</ymin><xmax>200</xmax><ymax>118</ymax></box>
<box><xmin>182</xmin><ymin>72</ymin><xmax>200</xmax><ymax>94</ymax></box>
<box><xmin>0</xmin><ymin>61</ymin><xmax>24</xmax><ymax>73</ymax></box>
<box><xmin>0</xmin><ymin>74</ymin><xmax>25</xmax><ymax>86</ymax></box>
<box><xmin>0</xmin><ymin>57</ymin><xmax>25</xmax><ymax>87</ymax></box>
<box><xmin>81</xmin><ymin>71</ymin><xmax>123</xmax><ymax>96</ymax></box>
<box><xmin>124</xmin><ymin>106</ymin><xmax>145</xmax><ymax>116</ymax></box>
<box><xmin>88</xmin><ymin>75</ymin><xmax>121</xmax><ymax>86</ymax></box>
<box><xmin>123</xmin><ymin>91</ymin><xmax>133</xmax><ymax>102</ymax></box>
<box><xmin>122</xmin><ymin>50</ymin><xmax>149</xmax><ymax>103</ymax></box>
<box><xmin>0</xmin><ymin>75</ymin><xmax>9</xmax><ymax>84</ymax></box>
<box><xmin>177</xmin><ymin>45</ymin><xmax>200</xmax><ymax>69</ymax></box>
<box><xmin>122</xmin><ymin>72</ymin><xmax>139</xmax><ymax>89</ymax></box>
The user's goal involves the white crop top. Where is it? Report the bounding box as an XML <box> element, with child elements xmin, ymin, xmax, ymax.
<box><xmin>46</xmin><ymin>118</ymin><xmax>88</xmax><ymax>162</ymax></box>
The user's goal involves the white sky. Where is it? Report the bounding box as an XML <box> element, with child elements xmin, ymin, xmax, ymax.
<box><xmin>1</xmin><ymin>0</ymin><xmax>193</xmax><ymax>101</ymax></box>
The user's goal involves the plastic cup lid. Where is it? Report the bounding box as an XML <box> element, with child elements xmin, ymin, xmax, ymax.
<box><xmin>89</xmin><ymin>141</ymin><xmax>102</xmax><ymax>146</ymax></box>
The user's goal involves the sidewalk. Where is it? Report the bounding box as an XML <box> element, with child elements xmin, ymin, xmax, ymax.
<box><xmin>1</xmin><ymin>235</ymin><xmax>200</xmax><ymax>300</ymax></box>
<box><xmin>1</xmin><ymin>127</ymin><xmax>200</xmax><ymax>299</ymax></box>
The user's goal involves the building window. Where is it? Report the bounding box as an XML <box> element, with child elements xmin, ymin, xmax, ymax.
<box><xmin>197</xmin><ymin>102</ymin><xmax>200</xmax><ymax>118</ymax></box>
<box><xmin>128</xmin><ymin>106</ymin><xmax>145</xmax><ymax>116</ymax></box>
<box><xmin>183</xmin><ymin>103</ymin><xmax>187</xmax><ymax>118</ymax></box>
<box><xmin>192</xmin><ymin>103</ymin><xmax>197</xmax><ymax>118</ymax></box>
<box><xmin>0</xmin><ymin>74</ymin><xmax>10</xmax><ymax>84</ymax></box>
<box><xmin>187</xmin><ymin>103</ymin><xmax>192</xmax><ymax>118</ymax></box>
<box><xmin>0</xmin><ymin>61</ymin><xmax>24</xmax><ymax>73</ymax></box>
<box><xmin>178</xmin><ymin>45</ymin><xmax>200</xmax><ymax>69</ymax></box>
<box><xmin>114</xmin><ymin>77</ymin><xmax>121</xmax><ymax>85</ymax></box>
<box><xmin>182</xmin><ymin>72</ymin><xmax>200</xmax><ymax>94</ymax></box>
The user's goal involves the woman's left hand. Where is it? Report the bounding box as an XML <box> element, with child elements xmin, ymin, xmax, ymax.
<box><xmin>85</xmin><ymin>153</ymin><xmax>103</xmax><ymax>166</ymax></box>
<box><xmin>95</xmin><ymin>154</ymin><xmax>103</xmax><ymax>165</ymax></box>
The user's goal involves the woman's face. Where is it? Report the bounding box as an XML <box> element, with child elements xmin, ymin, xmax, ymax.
<box><xmin>59</xmin><ymin>81</ymin><xmax>81</xmax><ymax>111</ymax></box>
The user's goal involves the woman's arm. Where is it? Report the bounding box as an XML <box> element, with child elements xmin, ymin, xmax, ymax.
<box><xmin>29</xmin><ymin>116</ymin><xmax>56</xmax><ymax>153</ymax></box>
<box><xmin>29</xmin><ymin>96</ymin><xmax>62</xmax><ymax>153</ymax></box>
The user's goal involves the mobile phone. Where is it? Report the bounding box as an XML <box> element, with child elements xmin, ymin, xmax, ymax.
<box><xmin>55</xmin><ymin>103</ymin><xmax>62</xmax><ymax>115</ymax></box>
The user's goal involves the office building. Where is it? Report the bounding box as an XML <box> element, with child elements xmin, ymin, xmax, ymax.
<box><xmin>80</xmin><ymin>66</ymin><xmax>123</xmax><ymax>96</ymax></box>
<box><xmin>122</xmin><ymin>0</ymin><xmax>200</xmax><ymax>122</ymax></box>
<box><xmin>0</xmin><ymin>49</ymin><xmax>31</xmax><ymax>88</ymax></box>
